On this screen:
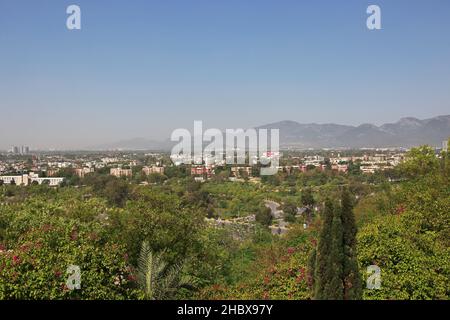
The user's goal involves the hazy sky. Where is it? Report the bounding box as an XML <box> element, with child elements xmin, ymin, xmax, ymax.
<box><xmin>1</xmin><ymin>0</ymin><xmax>449</xmax><ymax>149</ymax></box>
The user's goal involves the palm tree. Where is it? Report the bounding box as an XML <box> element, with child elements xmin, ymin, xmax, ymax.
<box><xmin>137</xmin><ymin>241</ymin><xmax>195</xmax><ymax>300</ymax></box>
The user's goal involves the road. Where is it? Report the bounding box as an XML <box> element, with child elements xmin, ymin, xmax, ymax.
<box><xmin>264</xmin><ymin>200</ymin><xmax>283</xmax><ymax>219</ymax></box>
<box><xmin>265</xmin><ymin>200</ymin><xmax>290</xmax><ymax>235</ymax></box>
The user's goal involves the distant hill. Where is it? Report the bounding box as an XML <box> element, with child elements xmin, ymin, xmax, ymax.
<box><xmin>256</xmin><ymin>115</ymin><xmax>450</xmax><ymax>148</ymax></box>
<box><xmin>87</xmin><ymin>115</ymin><xmax>450</xmax><ymax>150</ymax></box>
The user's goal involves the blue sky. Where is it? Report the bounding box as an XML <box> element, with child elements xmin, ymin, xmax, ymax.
<box><xmin>1</xmin><ymin>0</ymin><xmax>449</xmax><ymax>149</ymax></box>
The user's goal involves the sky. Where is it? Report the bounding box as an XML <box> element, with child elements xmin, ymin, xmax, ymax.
<box><xmin>0</xmin><ymin>0</ymin><xmax>449</xmax><ymax>150</ymax></box>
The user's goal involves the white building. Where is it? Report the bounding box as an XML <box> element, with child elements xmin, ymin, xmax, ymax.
<box><xmin>0</xmin><ymin>173</ymin><xmax>64</xmax><ymax>186</ymax></box>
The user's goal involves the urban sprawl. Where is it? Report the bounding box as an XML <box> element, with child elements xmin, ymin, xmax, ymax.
<box><xmin>1</xmin><ymin>142</ymin><xmax>448</xmax><ymax>187</ymax></box>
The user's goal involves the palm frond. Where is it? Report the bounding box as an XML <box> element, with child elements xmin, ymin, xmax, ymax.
<box><xmin>136</xmin><ymin>241</ymin><xmax>197</xmax><ymax>300</ymax></box>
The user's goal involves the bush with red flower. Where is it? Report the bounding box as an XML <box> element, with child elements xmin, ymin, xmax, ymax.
<box><xmin>197</xmin><ymin>224</ymin><xmax>317</xmax><ymax>300</ymax></box>
<box><xmin>0</xmin><ymin>221</ymin><xmax>140</xmax><ymax>299</ymax></box>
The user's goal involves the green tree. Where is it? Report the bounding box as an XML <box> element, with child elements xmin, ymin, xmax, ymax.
<box><xmin>0</xmin><ymin>220</ymin><xmax>138</xmax><ymax>299</ymax></box>
<box><xmin>104</xmin><ymin>178</ymin><xmax>129</xmax><ymax>207</ymax></box>
<box><xmin>164</xmin><ymin>165</ymin><xmax>189</xmax><ymax>179</ymax></box>
<box><xmin>281</xmin><ymin>201</ymin><xmax>297</xmax><ymax>223</ymax></box>
<box><xmin>301</xmin><ymin>187</ymin><xmax>315</xmax><ymax>220</ymax></box>
<box><xmin>137</xmin><ymin>241</ymin><xmax>194</xmax><ymax>300</ymax></box>
<box><xmin>301</xmin><ymin>188</ymin><xmax>315</xmax><ymax>208</ymax></box>
<box><xmin>325</xmin><ymin>207</ymin><xmax>344</xmax><ymax>299</ymax></box>
<box><xmin>398</xmin><ymin>145</ymin><xmax>439</xmax><ymax>178</ymax></box>
<box><xmin>341</xmin><ymin>188</ymin><xmax>362</xmax><ymax>299</ymax></box>
<box><xmin>255</xmin><ymin>206</ymin><xmax>273</xmax><ymax>227</ymax></box>
<box><xmin>57</xmin><ymin>168</ymin><xmax>81</xmax><ymax>186</ymax></box>
<box><xmin>358</xmin><ymin>215</ymin><xmax>449</xmax><ymax>299</ymax></box>
<box><xmin>348</xmin><ymin>161</ymin><xmax>361</xmax><ymax>175</ymax></box>
<box><xmin>311</xmin><ymin>199</ymin><xmax>334</xmax><ymax>299</ymax></box>
<box><xmin>148</xmin><ymin>173</ymin><xmax>168</xmax><ymax>184</ymax></box>
<box><xmin>311</xmin><ymin>190</ymin><xmax>361</xmax><ymax>300</ymax></box>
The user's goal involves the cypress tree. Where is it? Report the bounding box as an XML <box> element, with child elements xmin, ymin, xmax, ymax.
<box><xmin>311</xmin><ymin>190</ymin><xmax>362</xmax><ymax>300</ymax></box>
<box><xmin>341</xmin><ymin>188</ymin><xmax>362</xmax><ymax>299</ymax></box>
<box><xmin>323</xmin><ymin>206</ymin><xmax>344</xmax><ymax>299</ymax></box>
<box><xmin>312</xmin><ymin>199</ymin><xmax>334</xmax><ymax>299</ymax></box>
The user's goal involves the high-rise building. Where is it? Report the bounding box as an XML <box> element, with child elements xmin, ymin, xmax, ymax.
<box><xmin>10</xmin><ymin>146</ymin><xmax>30</xmax><ymax>155</ymax></box>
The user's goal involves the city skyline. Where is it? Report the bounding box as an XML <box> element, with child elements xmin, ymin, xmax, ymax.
<box><xmin>1</xmin><ymin>0</ymin><xmax>450</xmax><ymax>149</ymax></box>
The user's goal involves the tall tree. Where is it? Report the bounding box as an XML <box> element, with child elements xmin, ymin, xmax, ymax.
<box><xmin>312</xmin><ymin>199</ymin><xmax>334</xmax><ymax>299</ymax></box>
<box><xmin>341</xmin><ymin>188</ymin><xmax>362</xmax><ymax>299</ymax></box>
<box><xmin>301</xmin><ymin>187</ymin><xmax>315</xmax><ymax>220</ymax></box>
<box><xmin>325</xmin><ymin>207</ymin><xmax>344</xmax><ymax>299</ymax></box>
<box><xmin>310</xmin><ymin>190</ymin><xmax>362</xmax><ymax>300</ymax></box>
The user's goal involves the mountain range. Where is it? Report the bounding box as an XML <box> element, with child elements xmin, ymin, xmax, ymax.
<box><xmin>89</xmin><ymin>115</ymin><xmax>450</xmax><ymax>150</ymax></box>
<box><xmin>257</xmin><ymin>115</ymin><xmax>450</xmax><ymax>149</ymax></box>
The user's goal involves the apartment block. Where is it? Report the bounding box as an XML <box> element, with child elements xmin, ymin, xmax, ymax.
<box><xmin>142</xmin><ymin>166</ymin><xmax>165</xmax><ymax>175</ymax></box>
<box><xmin>75</xmin><ymin>167</ymin><xmax>95</xmax><ymax>178</ymax></box>
<box><xmin>110</xmin><ymin>168</ymin><xmax>132</xmax><ymax>177</ymax></box>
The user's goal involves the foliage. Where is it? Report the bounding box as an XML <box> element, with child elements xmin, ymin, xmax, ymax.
<box><xmin>255</xmin><ymin>206</ymin><xmax>273</xmax><ymax>227</ymax></box>
<box><xmin>397</xmin><ymin>146</ymin><xmax>439</xmax><ymax>178</ymax></box>
<box><xmin>341</xmin><ymin>189</ymin><xmax>362</xmax><ymax>299</ymax></box>
<box><xmin>310</xmin><ymin>190</ymin><xmax>362</xmax><ymax>300</ymax></box>
<box><xmin>358</xmin><ymin>215</ymin><xmax>449</xmax><ymax>299</ymax></box>
<box><xmin>0</xmin><ymin>219</ymin><xmax>139</xmax><ymax>299</ymax></box>
<box><xmin>197</xmin><ymin>226</ymin><xmax>315</xmax><ymax>300</ymax></box>
<box><xmin>357</xmin><ymin>146</ymin><xmax>450</xmax><ymax>299</ymax></box>
<box><xmin>0</xmin><ymin>145</ymin><xmax>448</xmax><ymax>300</ymax></box>
<box><xmin>137</xmin><ymin>241</ymin><xmax>194</xmax><ymax>300</ymax></box>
